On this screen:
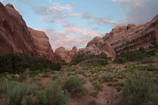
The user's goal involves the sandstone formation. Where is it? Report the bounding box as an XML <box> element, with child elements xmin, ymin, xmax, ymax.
<box><xmin>78</xmin><ymin>37</ymin><xmax>116</xmax><ymax>60</ymax></box>
<box><xmin>54</xmin><ymin>46</ymin><xmax>78</xmax><ymax>63</ymax></box>
<box><xmin>103</xmin><ymin>14</ymin><xmax>158</xmax><ymax>54</ymax></box>
<box><xmin>0</xmin><ymin>3</ymin><xmax>54</xmax><ymax>61</ymax></box>
<box><xmin>28</xmin><ymin>27</ymin><xmax>54</xmax><ymax>61</ymax></box>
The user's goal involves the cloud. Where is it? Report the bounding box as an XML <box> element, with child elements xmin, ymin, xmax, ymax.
<box><xmin>41</xmin><ymin>22</ymin><xmax>101</xmax><ymax>50</ymax></box>
<box><xmin>111</xmin><ymin>0</ymin><xmax>130</xmax><ymax>2</ymax></box>
<box><xmin>0</xmin><ymin>0</ymin><xmax>4</xmax><ymax>2</ymax></box>
<box><xmin>117</xmin><ymin>0</ymin><xmax>158</xmax><ymax>25</ymax></box>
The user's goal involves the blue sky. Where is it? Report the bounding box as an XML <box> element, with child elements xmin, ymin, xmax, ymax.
<box><xmin>1</xmin><ymin>0</ymin><xmax>158</xmax><ymax>50</ymax></box>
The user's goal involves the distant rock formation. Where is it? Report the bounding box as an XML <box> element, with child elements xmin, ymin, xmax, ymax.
<box><xmin>54</xmin><ymin>46</ymin><xmax>78</xmax><ymax>63</ymax></box>
<box><xmin>78</xmin><ymin>37</ymin><xmax>116</xmax><ymax>60</ymax></box>
<box><xmin>103</xmin><ymin>14</ymin><xmax>158</xmax><ymax>54</ymax></box>
<box><xmin>0</xmin><ymin>3</ymin><xmax>54</xmax><ymax>61</ymax></box>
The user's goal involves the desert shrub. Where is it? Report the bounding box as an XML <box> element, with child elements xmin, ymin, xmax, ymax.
<box><xmin>37</xmin><ymin>83</ymin><xmax>69</xmax><ymax>105</ymax></box>
<box><xmin>0</xmin><ymin>53</ymin><xmax>61</xmax><ymax>74</ymax></box>
<box><xmin>146</xmin><ymin>50</ymin><xmax>156</xmax><ymax>56</ymax></box>
<box><xmin>70</xmin><ymin>53</ymin><xmax>109</xmax><ymax>66</ymax></box>
<box><xmin>1</xmin><ymin>81</ymin><xmax>38</xmax><ymax>105</ymax></box>
<box><xmin>114</xmin><ymin>57</ymin><xmax>127</xmax><ymax>64</ymax></box>
<box><xmin>138</xmin><ymin>65</ymin><xmax>158</xmax><ymax>71</ymax></box>
<box><xmin>140</xmin><ymin>57</ymin><xmax>154</xmax><ymax>64</ymax></box>
<box><xmin>121</xmin><ymin>74</ymin><xmax>155</xmax><ymax>105</ymax></box>
<box><xmin>50</xmin><ymin>62</ymin><xmax>61</xmax><ymax>71</ymax></box>
<box><xmin>92</xmin><ymin>82</ymin><xmax>103</xmax><ymax>90</ymax></box>
<box><xmin>115</xmin><ymin>50</ymin><xmax>145</xmax><ymax>63</ymax></box>
<box><xmin>63</xmin><ymin>77</ymin><xmax>85</xmax><ymax>97</ymax></box>
<box><xmin>102</xmin><ymin>75</ymin><xmax>115</xmax><ymax>82</ymax></box>
<box><xmin>114</xmin><ymin>82</ymin><xmax>124</xmax><ymax>87</ymax></box>
<box><xmin>139</xmin><ymin>47</ymin><xmax>146</xmax><ymax>53</ymax></box>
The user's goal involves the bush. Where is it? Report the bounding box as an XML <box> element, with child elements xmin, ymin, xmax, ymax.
<box><xmin>146</xmin><ymin>50</ymin><xmax>156</xmax><ymax>56</ymax></box>
<box><xmin>1</xmin><ymin>81</ymin><xmax>38</xmax><ymax>105</ymax></box>
<box><xmin>140</xmin><ymin>57</ymin><xmax>154</xmax><ymax>64</ymax></box>
<box><xmin>121</xmin><ymin>74</ymin><xmax>155</xmax><ymax>105</ymax></box>
<box><xmin>0</xmin><ymin>53</ymin><xmax>61</xmax><ymax>74</ymax></box>
<box><xmin>37</xmin><ymin>83</ymin><xmax>69</xmax><ymax>105</ymax></box>
<box><xmin>114</xmin><ymin>57</ymin><xmax>127</xmax><ymax>64</ymax></box>
<box><xmin>70</xmin><ymin>53</ymin><xmax>109</xmax><ymax>66</ymax></box>
<box><xmin>63</xmin><ymin>77</ymin><xmax>85</xmax><ymax>97</ymax></box>
<box><xmin>139</xmin><ymin>47</ymin><xmax>146</xmax><ymax>53</ymax></box>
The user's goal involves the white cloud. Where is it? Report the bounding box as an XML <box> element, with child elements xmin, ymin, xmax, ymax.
<box><xmin>0</xmin><ymin>0</ymin><xmax>4</xmax><ymax>2</ymax></box>
<box><xmin>117</xmin><ymin>0</ymin><xmax>158</xmax><ymax>26</ymax></box>
<box><xmin>40</xmin><ymin>22</ymin><xmax>101</xmax><ymax>50</ymax></box>
<box><xmin>111</xmin><ymin>0</ymin><xmax>131</xmax><ymax>2</ymax></box>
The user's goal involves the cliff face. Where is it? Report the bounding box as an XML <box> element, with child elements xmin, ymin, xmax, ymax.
<box><xmin>78</xmin><ymin>37</ymin><xmax>116</xmax><ymax>60</ymax></box>
<box><xmin>0</xmin><ymin>3</ymin><xmax>35</xmax><ymax>55</ymax></box>
<box><xmin>0</xmin><ymin>3</ymin><xmax>54</xmax><ymax>61</ymax></box>
<box><xmin>103</xmin><ymin>14</ymin><xmax>158</xmax><ymax>54</ymax></box>
<box><xmin>28</xmin><ymin>28</ymin><xmax>54</xmax><ymax>61</ymax></box>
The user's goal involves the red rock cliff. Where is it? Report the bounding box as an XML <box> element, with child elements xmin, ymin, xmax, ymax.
<box><xmin>28</xmin><ymin>27</ymin><xmax>54</xmax><ymax>61</ymax></box>
<box><xmin>0</xmin><ymin>3</ymin><xmax>54</xmax><ymax>61</ymax></box>
<box><xmin>103</xmin><ymin>14</ymin><xmax>158</xmax><ymax>54</ymax></box>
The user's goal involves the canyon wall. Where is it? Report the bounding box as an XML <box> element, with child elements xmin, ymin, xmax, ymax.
<box><xmin>0</xmin><ymin>3</ymin><xmax>54</xmax><ymax>61</ymax></box>
<box><xmin>103</xmin><ymin>14</ymin><xmax>158</xmax><ymax>54</ymax></box>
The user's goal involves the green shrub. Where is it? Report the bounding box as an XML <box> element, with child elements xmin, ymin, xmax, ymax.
<box><xmin>63</xmin><ymin>77</ymin><xmax>85</xmax><ymax>97</ymax></box>
<box><xmin>70</xmin><ymin>53</ymin><xmax>109</xmax><ymax>66</ymax></box>
<box><xmin>114</xmin><ymin>57</ymin><xmax>127</xmax><ymax>64</ymax></box>
<box><xmin>139</xmin><ymin>47</ymin><xmax>146</xmax><ymax>53</ymax></box>
<box><xmin>0</xmin><ymin>53</ymin><xmax>61</xmax><ymax>74</ymax></box>
<box><xmin>138</xmin><ymin>65</ymin><xmax>158</xmax><ymax>71</ymax></box>
<box><xmin>146</xmin><ymin>50</ymin><xmax>156</xmax><ymax>56</ymax></box>
<box><xmin>37</xmin><ymin>83</ymin><xmax>69</xmax><ymax>105</ymax></box>
<box><xmin>121</xmin><ymin>74</ymin><xmax>155</xmax><ymax>105</ymax></box>
<box><xmin>92</xmin><ymin>82</ymin><xmax>103</xmax><ymax>90</ymax></box>
<box><xmin>140</xmin><ymin>57</ymin><xmax>154</xmax><ymax>64</ymax></box>
<box><xmin>1</xmin><ymin>81</ymin><xmax>38</xmax><ymax>105</ymax></box>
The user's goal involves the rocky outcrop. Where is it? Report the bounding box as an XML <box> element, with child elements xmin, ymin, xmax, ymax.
<box><xmin>103</xmin><ymin>14</ymin><xmax>158</xmax><ymax>54</ymax></box>
<box><xmin>28</xmin><ymin>27</ymin><xmax>54</xmax><ymax>61</ymax></box>
<box><xmin>0</xmin><ymin>3</ymin><xmax>54</xmax><ymax>61</ymax></box>
<box><xmin>54</xmin><ymin>46</ymin><xmax>78</xmax><ymax>63</ymax></box>
<box><xmin>78</xmin><ymin>37</ymin><xmax>116</xmax><ymax>60</ymax></box>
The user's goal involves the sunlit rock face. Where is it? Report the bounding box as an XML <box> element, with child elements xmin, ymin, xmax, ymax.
<box><xmin>103</xmin><ymin>14</ymin><xmax>158</xmax><ymax>54</ymax></box>
<box><xmin>28</xmin><ymin>27</ymin><xmax>54</xmax><ymax>61</ymax></box>
<box><xmin>54</xmin><ymin>46</ymin><xmax>78</xmax><ymax>63</ymax></box>
<box><xmin>78</xmin><ymin>36</ymin><xmax>116</xmax><ymax>60</ymax></box>
<box><xmin>0</xmin><ymin>3</ymin><xmax>54</xmax><ymax>62</ymax></box>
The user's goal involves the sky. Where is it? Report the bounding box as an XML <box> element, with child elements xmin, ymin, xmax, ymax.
<box><xmin>1</xmin><ymin>0</ymin><xmax>158</xmax><ymax>50</ymax></box>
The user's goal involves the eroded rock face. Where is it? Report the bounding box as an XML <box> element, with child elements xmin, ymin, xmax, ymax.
<box><xmin>54</xmin><ymin>46</ymin><xmax>78</xmax><ymax>63</ymax></box>
<box><xmin>103</xmin><ymin>14</ymin><xmax>158</xmax><ymax>54</ymax></box>
<box><xmin>0</xmin><ymin>3</ymin><xmax>35</xmax><ymax>55</ymax></box>
<box><xmin>78</xmin><ymin>37</ymin><xmax>116</xmax><ymax>60</ymax></box>
<box><xmin>0</xmin><ymin>3</ymin><xmax>54</xmax><ymax>61</ymax></box>
<box><xmin>28</xmin><ymin>27</ymin><xmax>54</xmax><ymax>61</ymax></box>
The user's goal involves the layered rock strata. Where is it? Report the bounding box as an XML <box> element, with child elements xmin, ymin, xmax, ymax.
<box><xmin>103</xmin><ymin>14</ymin><xmax>158</xmax><ymax>54</ymax></box>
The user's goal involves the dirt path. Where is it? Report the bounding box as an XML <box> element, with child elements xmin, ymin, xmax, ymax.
<box><xmin>69</xmin><ymin>84</ymin><xmax>116</xmax><ymax>105</ymax></box>
<box><xmin>95</xmin><ymin>84</ymin><xmax>116</xmax><ymax>105</ymax></box>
